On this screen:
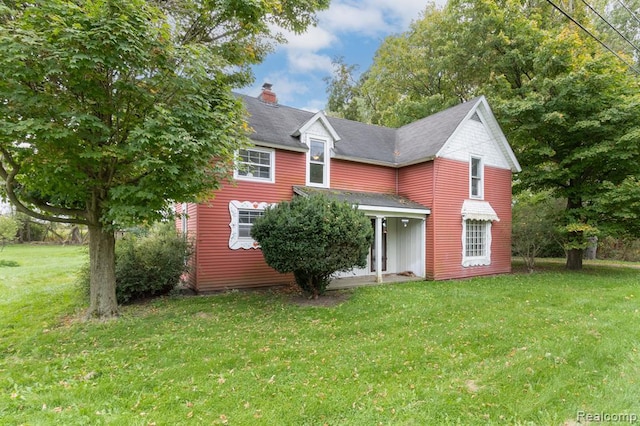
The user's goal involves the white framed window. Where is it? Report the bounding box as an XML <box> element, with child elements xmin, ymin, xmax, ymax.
<box><xmin>307</xmin><ymin>137</ymin><xmax>329</xmax><ymax>187</ymax></box>
<box><xmin>461</xmin><ymin>219</ymin><xmax>492</xmax><ymax>267</ymax></box>
<box><xmin>470</xmin><ymin>155</ymin><xmax>483</xmax><ymax>199</ymax></box>
<box><xmin>228</xmin><ymin>200</ymin><xmax>270</xmax><ymax>249</ymax></box>
<box><xmin>234</xmin><ymin>147</ymin><xmax>275</xmax><ymax>183</ymax></box>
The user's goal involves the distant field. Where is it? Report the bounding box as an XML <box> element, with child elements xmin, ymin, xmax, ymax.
<box><xmin>1</xmin><ymin>245</ymin><xmax>639</xmax><ymax>425</ymax></box>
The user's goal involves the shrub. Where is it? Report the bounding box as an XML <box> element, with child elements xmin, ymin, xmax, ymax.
<box><xmin>512</xmin><ymin>191</ymin><xmax>564</xmax><ymax>271</ymax></box>
<box><xmin>78</xmin><ymin>222</ymin><xmax>191</xmax><ymax>305</ymax></box>
<box><xmin>251</xmin><ymin>194</ymin><xmax>373</xmax><ymax>298</ymax></box>
<box><xmin>0</xmin><ymin>215</ymin><xmax>19</xmax><ymax>245</ymax></box>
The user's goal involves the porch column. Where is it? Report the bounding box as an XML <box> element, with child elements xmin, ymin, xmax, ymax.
<box><xmin>375</xmin><ymin>215</ymin><xmax>384</xmax><ymax>283</ymax></box>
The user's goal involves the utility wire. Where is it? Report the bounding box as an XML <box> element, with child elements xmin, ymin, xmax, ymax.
<box><xmin>615</xmin><ymin>0</ymin><xmax>640</xmax><ymax>26</ymax></box>
<box><xmin>544</xmin><ymin>0</ymin><xmax>640</xmax><ymax>75</ymax></box>
<box><xmin>581</xmin><ymin>0</ymin><xmax>640</xmax><ymax>55</ymax></box>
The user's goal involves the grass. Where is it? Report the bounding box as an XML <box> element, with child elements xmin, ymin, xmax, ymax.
<box><xmin>1</xmin><ymin>245</ymin><xmax>640</xmax><ymax>425</ymax></box>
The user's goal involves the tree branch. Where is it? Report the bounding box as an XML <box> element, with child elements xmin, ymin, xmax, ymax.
<box><xmin>0</xmin><ymin>147</ymin><xmax>89</xmax><ymax>225</ymax></box>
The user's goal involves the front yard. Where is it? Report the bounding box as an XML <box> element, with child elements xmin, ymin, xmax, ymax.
<box><xmin>1</xmin><ymin>245</ymin><xmax>639</xmax><ymax>424</ymax></box>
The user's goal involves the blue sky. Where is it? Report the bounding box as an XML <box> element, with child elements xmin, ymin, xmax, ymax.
<box><xmin>238</xmin><ymin>1</ymin><xmax>447</xmax><ymax>112</ymax></box>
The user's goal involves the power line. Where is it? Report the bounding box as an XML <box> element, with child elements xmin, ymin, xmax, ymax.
<box><xmin>615</xmin><ymin>0</ymin><xmax>640</xmax><ymax>27</ymax></box>
<box><xmin>544</xmin><ymin>0</ymin><xmax>640</xmax><ymax>75</ymax></box>
<box><xmin>581</xmin><ymin>0</ymin><xmax>640</xmax><ymax>55</ymax></box>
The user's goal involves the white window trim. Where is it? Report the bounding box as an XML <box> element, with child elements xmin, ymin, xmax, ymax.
<box><xmin>306</xmin><ymin>135</ymin><xmax>330</xmax><ymax>188</ymax></box>
<box><xmin>461</xmin><ymin>219</ymin><xmax>492</xmax><ymax>267</ymax></box>
<box><xmin>180</xmin><ymin>203</ymin><xmax>188</xmax><ymax>236</ymax></box>
<box><xmin>470</xmin><ymin>155</ymin><xmax>484</xmax><ymax>199</ymax></box>
<box><xmin>228</xmin><ymin>200</ymin><xmax>272</xmax><ymax>249</ymax></box>
<box><xmin>234</xmin><ymin>147</ymin><xmax>275</xmax><ymax>183</ymax></box>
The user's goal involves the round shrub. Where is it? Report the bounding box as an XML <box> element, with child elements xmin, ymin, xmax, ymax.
<box><xmin>78</xmin><ymin>222</ymin><xmax>191</xmax><ymax>305</ymax></box>
<box><xmin>251</xmin><ymin>194</ymin><xmax>373</xmax><ymax>298</ymax></box>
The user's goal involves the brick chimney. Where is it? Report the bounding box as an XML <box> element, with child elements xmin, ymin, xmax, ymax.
<box><xmin>258</xmin><ymin>83</ymin><xmax>277</xmax><ymax>105</ymax></box>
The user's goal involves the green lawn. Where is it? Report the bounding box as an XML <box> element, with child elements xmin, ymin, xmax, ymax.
<box><xmin>1</xmin><ymin>245</ymin><xmax>639</xmax><ymax>425</ymax></box>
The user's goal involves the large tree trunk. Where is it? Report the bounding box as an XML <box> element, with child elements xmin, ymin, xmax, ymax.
<box><xmin>565</xmin><ymin>193</ymin><xmax>584</xmax><ymax>271</ymax></box>
<box><xmin>87</xmin><ymin>224</ymin><xmax>118</xmax><ymax>319</ymax></box>
<box><xmin>566</xmin><ymin>248</ymin><xmax>583</xmax><ymax>270</ymax></box>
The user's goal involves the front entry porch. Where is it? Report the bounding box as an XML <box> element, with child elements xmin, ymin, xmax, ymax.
<box><xmin>333</xmin><ymin>213</ymin><xmax>428</xmax><ymax>283</ymax></box>
<box><xmin>329</xmin><ymin>271</ymin><xmax>424</xmax><ymax>290</ymax></box>
<box><xmin>292</xmin><ymin>186</ymin><xmax>431</xmax><ymax>286</ymax></box>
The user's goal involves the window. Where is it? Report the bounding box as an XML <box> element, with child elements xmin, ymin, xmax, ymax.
<box><xmin>462</xmin><ymin>219</ymin><xmax>492</xmax><ymax>267</ymax></box>
<box><xmin>228</xmin><ymin>200</ymin><xmax>270</xmax><ymax>249</ymax></box>
<box><xmin>308</xmin><ymin>138</ymin><xmax>327</xmax><ymax>186</ymax></box>
<box><xmin>238</xmin><ymin>210</ymin><xmax>263</xmax><ymax>238</ymax></box>
<box><xmin>235</xmin><ymin>148</ymin><xmax>274</xmax><ymax>183</ymax></box>
<box><xmin>465</xmin><ymin>220</ymin><xmax>486</xmax><ymax>257</ymax></box>
<box><xmin>470</xmin><ymin>156</ymin><xmax>483</xmax><ymax>199</ymax></box>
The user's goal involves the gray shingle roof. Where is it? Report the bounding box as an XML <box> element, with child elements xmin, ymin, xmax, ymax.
<box><xmin>293</xmin><ymin>186</ymin><xmax>430</xmax><ymax>212</ymax></box>
<box><xmin>237</xmin><ymin>93</ymin><xmax>481</xmax><ymax>167</ymax></box>
<box><xmin>395</xmin><ymin>98</ymin><xmax>481</xmax><ymax>165</ymax></box>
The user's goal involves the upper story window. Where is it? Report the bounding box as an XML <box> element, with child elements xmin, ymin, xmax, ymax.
<box><xmin>308</xmin><ymin>138</ymin><xmax>329</xmax><ymax>187</ymax></box>
<box><xmin>470</xmin><ymin>156</ymin><xmax>483</xmax><ymax>199</ymax></box>
<box><xmin>235</xmin><ymin>147</ymin><xmax>275</xmax><ymax>183</ymax></box>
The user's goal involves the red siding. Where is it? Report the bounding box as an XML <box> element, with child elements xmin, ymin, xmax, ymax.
<box><xmin>331</xmin><ymin>159</ymin><xmax>397</xmax><ymax>193</ymax></box>
<box><xmin>190</xmin><ymin>149</ymin><xmax>305</xmax><ymax>292</ymax></box>
<box><xmin>189</xmin><ymin>147</ymin><xmax>514</xmax><ymax>290</ymax></box>
<box><xmin>397</xmin><ymin>161</ymin><xmax>435</xmax><ymax>279</ymax></box>
<box><xmin>412</xmin><ymin>158</ymin><xmax>512</xmax><ymax>280</ymax></box>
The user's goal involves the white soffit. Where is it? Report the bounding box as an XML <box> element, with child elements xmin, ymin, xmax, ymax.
<box><xmin>461</xmin><ymin>199</ymin><xmax>500</xmax><ymax>222</ymax></box>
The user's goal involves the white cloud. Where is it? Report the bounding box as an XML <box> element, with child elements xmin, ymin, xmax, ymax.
<box><xmin>318</xmin><ymin>3</ymin><xmax>392</xmax><ymax>36</ymax></box>
<box><xmin>318</xmin><ymin>0</ymin><xmax>431</xmax><ymax>37</ymax></box>
<box><xmin>365</xmin><ymin>0</ymin><xmax>432</xmax><ymax>28</ymax></box>
<box><xmin>286</xmin><ymin>52</ymin><xmax>333</xmax><ymax>74</ymax></box>
<box><xmin>276</xmin><ymin>25</ymin><xmax>336</xmax><ymax>52</ymax></box>
<box><xmin>299</xmin><ymin>99</ymin><xmax>327</xmax><ymax>113</ymax></box>
<box><xmin>247</xmin><ymin>2</ymin><xmax>442</xmax><ymax>110</ymax></box>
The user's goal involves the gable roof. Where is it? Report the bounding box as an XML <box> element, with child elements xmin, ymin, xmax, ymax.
<box><xmin>237</xmin><ymin>93</ymin><xmax>520</xmax><ymax>172</ymax></box>
<box><xmin>395</xmin><ymin>98</ymin><xmax>481</xmax><ymax>165</ymax></box>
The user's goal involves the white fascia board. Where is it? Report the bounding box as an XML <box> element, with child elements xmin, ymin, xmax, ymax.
<box><xmin>476</xmin><ymin>97</ymin><xmax>522</xmax><ymax>173</ymax></box>
<box><xmin>435</xmin><ymin>96</ymin><xmax>522</xmax><ymax>173</ymax></box>
<box><xmin>356</xmin><ymin>205</ymin><xmax>431</xmax><ymax>217</ymax></box>
<box><xmin>331</xmin><ymin>153</ymin><xmax>397</xmax><ymax>168</ymax></box>
<box><xmin>249</xmin><ymin>139</ymin><xmax>308</xmax><ymax>153</ymax></box>
<box><xmin>292</xmin><ymin>111</ymin><xmax>341</xmax><ymax>142</ymax></box>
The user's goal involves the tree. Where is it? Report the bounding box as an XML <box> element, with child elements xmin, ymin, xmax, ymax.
<box><xmin>338</xmin><ymin>0</ymin><xmax>640</xmax><ymax>270</ymax></box>
<box><xmin>494</xmin><ymin>35</ymin><xmax>640</xmax><ymax>269</ymax></box>
<box><xmin>512</xmin><ymin>191</ymin><xmax>564</xmax><ymax>271</ymax></box>
<box><xmin>251</xmin><ymin>195</ymin><xmax>373</xmax><ymax>298</ymax></box>
<box><xmin>592</xmin><ymin>0</ymin><xmax>640</xmax><ymax>68</ymax></box>
<box><xmin>323</xmin><ymin>57</ymin><xmax>364</xmax><ymax>121</ymax></box>
<box><xmin>0</xmin><ymin>215</ymin><xmax>18</xmax><ymax>246</ymax></box>
<box><xmin>0</xmin><ymin>0</ymin><xmax>328</xmax><ymax>318</ymax></box>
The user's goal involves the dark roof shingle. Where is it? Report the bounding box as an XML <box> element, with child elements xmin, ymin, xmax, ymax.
<box><xmin>237</xmin><ymin>93</ymin><xmax>480</xmax><ymax>167</ymax></box>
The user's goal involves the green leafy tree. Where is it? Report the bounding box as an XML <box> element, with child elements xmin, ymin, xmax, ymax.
<box><xmin>512</xmin><ymin>191</ymin><xmax>564</xmax><ymax>272</ymax></box>
<box><xmin>323</xmin><ymin>57</ymin><xmax>364</xmax><ymax>121</ymax></box>
<box><xmin>0</xmin><ymin>0</ymin><xmax>328</xmax><ymax>318</ymax></box>
<box><xmin>592</xmin><ymin>0</ymin><xmax>640</xmax><ymax>68</ymax></box>
<box><xmin>0</xmin><ymin>215</ymin><xmax>18</xmax><ymax>245</ymax></box>
<box><xmin>251</xmin><ymin>195</ymin><xmax>373</xmax><ymax>298</ymax></box>
<box><xmin>339</xmin><ymin>0</ymin><xmax>640</xmax><ymax>270</ymax></box>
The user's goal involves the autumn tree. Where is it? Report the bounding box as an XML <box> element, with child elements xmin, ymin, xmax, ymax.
<box><xmin>0</xmin><ymin>0</ymin><xmax>328</xmax><ymax>318</ymax></box>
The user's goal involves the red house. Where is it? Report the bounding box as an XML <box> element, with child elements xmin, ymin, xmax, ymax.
<box><xmin>179</xmin><ymin>85</ymin><xmax>521</xmax><ymax>292</ymax></box>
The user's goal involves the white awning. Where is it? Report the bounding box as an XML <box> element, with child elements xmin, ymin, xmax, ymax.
<box><xmin>461</xmin><ymin>199</ymin><xmax>500</xmax><ymax>222</ymax></box>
